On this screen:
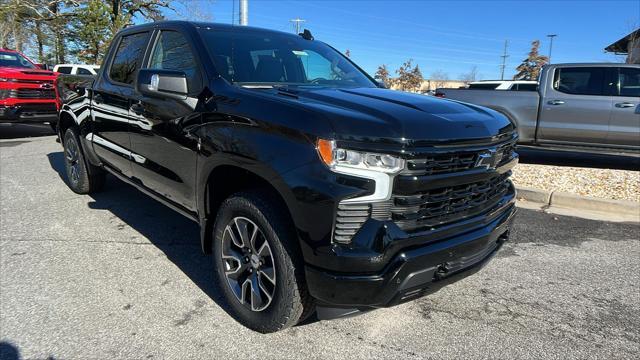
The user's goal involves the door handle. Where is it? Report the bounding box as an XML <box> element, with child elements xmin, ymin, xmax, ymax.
<box><xmin>130</xmin><ymin>103</ymin><xmax>145</xmax><ymax>115</ymax></box>
<box><xmin>547</xmin><ymin>100</ymin><xmax>565</xmax><ymax>105</ymax></box>
<box><xmin>615</xmin><ymin>102</ymin><xmax>635</xmax><ymax>108</ymax></box>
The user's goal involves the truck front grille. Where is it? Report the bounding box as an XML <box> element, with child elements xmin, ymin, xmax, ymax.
<box><xmin>391</xmin><ymin>172</ymin><xmax>512</xmax><ymax>231</ymax></box>
<box><xmin>8</xmin><ymin>88</ymin><xmax>56</xmax><ymax>99</ymax></box>
<box><xmin>405</xmin><ymin>141</ymin><xmax>516</xmax><ymax>176</ymax></box>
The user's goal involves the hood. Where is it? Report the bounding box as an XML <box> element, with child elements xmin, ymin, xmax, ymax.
<box><xmin>0</xmin><ymin>66</ymin><xmax>57</xmax><ymax>80</ymax></box>
<box><xmin>272</xmin><ymin>87</ymin><xmax>514</xmax><ymax>145</ymax></box>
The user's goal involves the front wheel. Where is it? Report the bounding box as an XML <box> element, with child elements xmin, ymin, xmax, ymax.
<box><xmin>62</xmin><ymin>127</ymin><xmax>105</xmax><ymax>194</ymax></box>
<box><xmin>212</xmin><ymin>191</ymin><xmax>314</xmax><ymax>333</ymax></box>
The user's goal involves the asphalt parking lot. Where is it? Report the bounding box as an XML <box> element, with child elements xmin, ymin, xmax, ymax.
<box><xmin>1</xmin><ymin>135</ymin><xmax>639</xmax><ymax>359</ymax></box>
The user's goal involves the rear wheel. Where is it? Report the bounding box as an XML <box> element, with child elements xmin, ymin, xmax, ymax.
<box><xmin>63</xmin><ymin>127</ymin><xmax>105</xmax><ymax>194</ymax></box>
<box><xmin>212</xmin><ymin>191</ymin><xmax>314</xmax><ymax>333</ymax></box>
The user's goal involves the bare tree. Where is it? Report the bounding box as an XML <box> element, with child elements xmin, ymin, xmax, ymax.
<box><xmin>459</xmin><ymin>66</ymin><xmax>480</xmax><ymax>85</ymax></box>
<box><xmin>174</xmin><ymin>0</ymin><xmax>215</xmax><ymax>21</ymax></box>
<box><xmin>430</xmin><ymin>70</ymin><xmax>449</xmax><ymax>89</ymax></box>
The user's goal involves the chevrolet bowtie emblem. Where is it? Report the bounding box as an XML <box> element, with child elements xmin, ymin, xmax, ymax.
<box><xmin>475</xmin><ymin>148</ymin><xmax>503</xmax><ymax>169</ymax></box>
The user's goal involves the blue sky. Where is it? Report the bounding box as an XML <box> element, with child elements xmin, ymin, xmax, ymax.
<box><xmin>168</xmin><ymin>0</ymin><xmax>639</xmax><ymax>80</ymax></box>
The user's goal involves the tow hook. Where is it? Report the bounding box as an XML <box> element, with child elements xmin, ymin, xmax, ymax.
<box><xmin>435</xmin><ymin>262</ymin><xmax>450</xmax><ymax>279</ymax></box>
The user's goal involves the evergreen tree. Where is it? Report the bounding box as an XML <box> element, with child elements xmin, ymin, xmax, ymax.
<box><xmin>71</xmin><ymin>0</ymin><xmax>111</xmax><ymax>64</ymax></box>
<box><xmin>513</xmin><ymin>40</ymin><xmax>548</xmax><ymax>80</ymax></box>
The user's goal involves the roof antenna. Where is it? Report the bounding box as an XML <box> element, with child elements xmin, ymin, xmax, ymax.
<box><xmin>299</xmin><ymin>29</ymin><xmax>314</xmax><ymax>40</ymax></box>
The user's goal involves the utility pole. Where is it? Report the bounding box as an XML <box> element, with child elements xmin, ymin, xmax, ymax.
<box><xmin>499</xmin><ymin>40</ymin><xmax>509</xmax><ymax>80</ymax></box>
<box><xmin>547</xmin><ymin>34</ymin><xmax>557</xmax><ymax>63</ymax></box>
<box><xmin>239</xmin><ymin>0</ymin><xmax>248</xmax><ymax>26</ymax></box>
<box><xmin>290</xmin><ymin>18</ymin><xmax>306</xmax><ymax>34</ymax></box>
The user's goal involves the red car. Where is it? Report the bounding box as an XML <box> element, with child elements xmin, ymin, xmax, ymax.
<box><xmin>0</xmin><ymin>49</ymin><xmax>58</xmax><ymax>128</ymax></box>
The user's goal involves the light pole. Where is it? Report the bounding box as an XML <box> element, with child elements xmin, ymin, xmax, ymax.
<box><xmin>547</xmin><ymin>34</ymin><xmax>557</xmax><ymax>63</ymax></box>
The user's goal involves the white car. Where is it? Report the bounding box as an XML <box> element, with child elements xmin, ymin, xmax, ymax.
<box><xmin>467</xmin><ymin>80</ymin><xmax>537</xmax><ymax>91</ymax></box>
<box><xmin>53</xmin><ymin>64</ymin><xmax>100</xmax><ymax>76</ymax></box>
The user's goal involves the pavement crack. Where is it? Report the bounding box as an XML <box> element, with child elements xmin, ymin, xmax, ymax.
<box><xmin>173</xmin><ymin>300</ymin><xmax>207</xmax><ymax>327</ymax></box>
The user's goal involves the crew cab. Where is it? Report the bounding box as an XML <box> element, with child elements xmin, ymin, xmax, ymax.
<box><xmin>56</xmin><ymin>21</ymin><xmax>517</xmax><ymax>333</ymax></box>
<box><xmin>53</xmin><ymin>64</ymin><xmax>100</xmax><ymax>76</ymax></box>
<box><xmin>0</xmin><ymin>49</ymin><xmax>58</xmax><ymax>126</ymax></box>
<box><xmin>436</xmin><ymin>63</ymin><xmax>640</xmax><ymax>154</ymax></box>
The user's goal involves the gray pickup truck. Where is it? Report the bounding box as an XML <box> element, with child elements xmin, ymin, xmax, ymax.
<box><xmin>437</xmin><ymin>63</ymin><xmax>640</xmax><ymax>154</ymax></box>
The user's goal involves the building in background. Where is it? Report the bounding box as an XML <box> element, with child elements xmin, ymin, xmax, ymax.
<box><xmin>605</xmin><ymin>28</ymin><xmax>640</xmax><ymax>64</ymax></box>
<box><xmin>391</xmin><ymin>79</ymin><xmax>467</xmax><ymax>93</ymax></box>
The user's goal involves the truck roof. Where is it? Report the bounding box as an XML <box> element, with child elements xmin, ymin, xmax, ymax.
<box><xmin>544</xmin><ymin>62</ymin><xmax>640</xmax><ymax>68</ymax></box>
<box><xmin>119</xmin><ymin>20</ymin><xmax>299</xmax><ymax>38</ymax></box>
<box><xmin>470</xmin><ymin>80</ymin><xmax>537</xmax><ymax>84</ymax></box>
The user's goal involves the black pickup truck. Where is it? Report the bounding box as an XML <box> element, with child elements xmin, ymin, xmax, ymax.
<box><xmin>56</xmin><ymin>21</ymin><xmax>518</xmax><ymax>333</ymax></box>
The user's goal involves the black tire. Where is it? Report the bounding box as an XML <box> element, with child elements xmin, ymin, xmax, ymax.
<box><xmin>62</xmin><ymin>127</ymin><xmax>105</xmax><ymax>194</ymax></box>
<box><xmin>212</xmin><ymin>191</ymin><xmax>314</xmax><ymax>333</ymax></box>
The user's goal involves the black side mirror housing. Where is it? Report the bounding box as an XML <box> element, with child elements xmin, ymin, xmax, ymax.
<box><xmin>376</xmin><ymin>80</ymin><xmax>388</xmax><ymax>89</ymax></box>
<box><xmin>137</xmin><ymin>69</ymin><xmax>188</xmax><ymax>100</ymax></box>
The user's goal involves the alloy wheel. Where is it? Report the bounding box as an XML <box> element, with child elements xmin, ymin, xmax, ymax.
<box><xmin>221</xmin><ymin>216</ymin><xmax>276</xmax><ymax>312</ymax></box>
<box><xmin>65</xmin><ymin>137</ymin><xmax>80</xmax><ymax>185</ymax></box>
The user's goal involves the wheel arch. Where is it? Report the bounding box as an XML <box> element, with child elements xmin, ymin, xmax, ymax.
<box><xmin>57</xmin><ymin>110</ymin><xmax>77</xmax><ymax>139</ymax></box>
<box><xmin>199</xmin><ymin>164</ymin><xmax>298</xmax><ymax>255</ymax></box>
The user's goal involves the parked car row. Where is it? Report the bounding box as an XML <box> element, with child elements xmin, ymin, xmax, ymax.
<box><xmin>0</xmin><ymin>48</ymin><xmax>99</xmax><ymax>128</ymax></box>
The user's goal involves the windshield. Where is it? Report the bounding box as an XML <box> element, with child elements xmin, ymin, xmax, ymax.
<box><xmin>0</xmin><ymin>51</ymin><xmax>36</xmax><ymax>69</ymax></box>
<box><xmin>199</xmin><ymin>29</ymin><xmax>376</xmax><ymax>88</ymax></box>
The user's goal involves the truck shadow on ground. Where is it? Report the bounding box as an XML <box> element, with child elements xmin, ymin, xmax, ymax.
<box><xmin>0</xmin><ymin>123</ymin><xmax>55</xmax><ymax>139</ymax></box>
<box><xmin>517</xmin><ymin>147</ymin><xmax>640</xmax><ymax>171</ymax></box>
<box><xmin>46</xmin><ymin>151</ymin><xmax>319</xmax><ymax>328</ymax></box>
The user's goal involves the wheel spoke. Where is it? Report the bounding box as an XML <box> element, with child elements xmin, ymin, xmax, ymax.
<box><xmin>258</xmin><ymin>266</ymin><xmax>275</xmax><ymax>285</ymax></box>
<box><xmin>250</xmin><ymin>273</ymin><xmax>265</xmax><ymax>311</ymax></box>
<box><xmin>249</xmin><ymin>225</ymin><xmax>259</xmax><ymax>253</ymax></box>
<box><xmin>240</xmin><ymin>278</ymin><xmax>251</xmax><ymax>305</ymax></box>
<box><xmin>234</xmin><ymin>218</ymin><xmax>251</xmax><ymax>248</ymax></box>
<box><xmin>225</xmin><ymin>225</ymin><xmax>243</xmax><ymax>248</ymax></box>
<box><xmin>257</xmin><ymin>241</ymin><xmax>271</xmax><ymax>257</ymax></box>
<box><xmin>71</xmin><ymin>165</ymin><xmax>79</xmax><ymax>182</ymax></box>
<box><xmin>222</xmin><ymin>247</ymin><xmax>244</xmax><ymax>278</ymax></box>
<box><xmin>258</xmin><ymin>276</ymin><xmax>273</xmax><ymax>302</ymax></box>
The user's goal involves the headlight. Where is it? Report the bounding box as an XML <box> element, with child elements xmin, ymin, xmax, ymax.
<box><xmin>316</xmin><ymin>139</ymin><xmax>404</xmax><ymax>174</ymax></box>
<box><xmin>317</xmin><ymin>138</ymin><xmax>404</xmax><ymax>204</ymax></box>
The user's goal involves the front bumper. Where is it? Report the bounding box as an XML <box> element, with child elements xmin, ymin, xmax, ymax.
<box><xmin>0</xmin><ymin>103</ymin><xmax>58</xmax><ymax>123</ymax></box>
<box><xmin>305</xmin><ymin>199</ymin><xmax>516</xmax><ymax>309</ymax></box>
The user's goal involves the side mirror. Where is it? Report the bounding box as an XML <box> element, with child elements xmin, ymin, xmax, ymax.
<box><xmin>376</xmin><ymin>80</ymin><xmax>387</xmax><ymax>89</ymax></box>
<box><xmin>136</xmin><ymin>69</ymin><xmax>188</xmax><ymax>100</ymax></box>
<box><xmin>36</xmin><ymin>63</ymin><xmax>49</xmax><ymax>70</ymax></box>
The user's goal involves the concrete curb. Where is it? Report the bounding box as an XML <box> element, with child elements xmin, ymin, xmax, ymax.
<box><xmin>515</xmin><ymin>185</ymin><xmax>640</xmax><ymax>217</ymax></box>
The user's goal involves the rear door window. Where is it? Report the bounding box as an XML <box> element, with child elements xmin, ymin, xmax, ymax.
<box><xmin>468</xmin><ymin>83</ymin><xmax>499</xmax><ymax>90</ymax></box>
<box><xmin>109</xmin><ymin>32</ymin><xmax>150</xmax><ymax>85</ymax></box>
<box><xmin>516</xmin><ymin>83</ymin><xmax>537</xmax><ymax>91</ymax></box>
<box><xmin>77</xmin><ymin>67</ymin><xmax>93</xmax><ymax>75</ymax></box>
<box><xmin>553</xmin><ymin>67</ymin><xmax>606</xmax><ymax>95</ymax></box>
<box><xmin>56</xmin><ymin>66</ymin><xmax>72</xmax><ymax>74</ymax></box>
<box><xmin>618</xmin><ymin>67</ymin><xmax>640</xmax><ymax>97</ymax></box>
